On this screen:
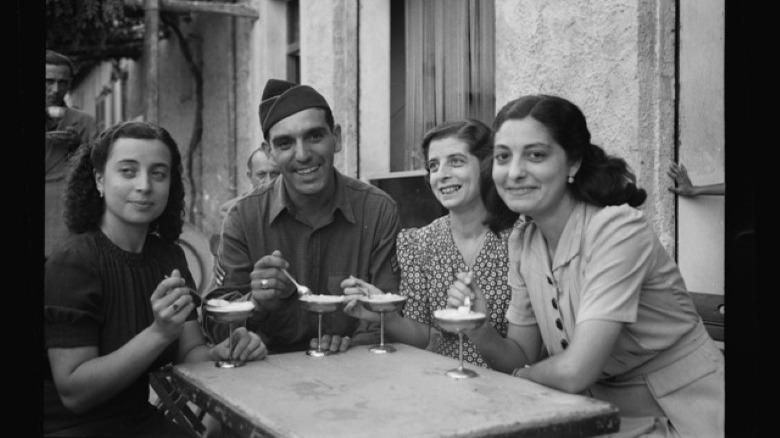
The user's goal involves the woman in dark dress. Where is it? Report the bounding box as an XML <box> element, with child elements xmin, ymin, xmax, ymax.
<box><xmin>44</xmin><ymin>121</ymin><xmax>267</xmax><ymax>437</ymax></box>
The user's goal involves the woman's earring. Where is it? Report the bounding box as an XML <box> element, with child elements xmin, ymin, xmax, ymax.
<box><xmin>98</xmin><ymin>189</ymin><xmax>104</xmax><ymax>198</ymax></box>
<box><xmin>567</xmin><ymin>175</ymin><xmax>575</xmax><ymax>184</ymax></box>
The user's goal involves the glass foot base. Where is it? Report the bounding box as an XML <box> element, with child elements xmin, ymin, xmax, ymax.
<box><xmin>215</xmin><ymin>360</ymin><xmax>245</xmax><ymax>369</ymax></box>
<box><xmin>445</xmin><ymin>367</ymin><xmax>478</xmax><ymax>379</ymax></box>
<box><xmin>369</xmin><ymin>344</ymin><xmax>396</xmax><ymax>354</ymax></box>
<box><xmin>307</xmin><ymin>349</ymin><xmax>331</xmax><ymax>357</ymax></box>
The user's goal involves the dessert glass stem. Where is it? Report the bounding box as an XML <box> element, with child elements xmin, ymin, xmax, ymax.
<box><xmin>457</xmin><ymin>331</ymin><xmax>465</xmax><ymax>371</ymax></box>
<box><xmin>379</xmin><ymin>312</ymin><xmax>386</xmax><ymax>346</ymax></box>
<box><xmin>317</xmin><ymin>313</ymin><xmax>324</xmax><ymax>353</ymax></box>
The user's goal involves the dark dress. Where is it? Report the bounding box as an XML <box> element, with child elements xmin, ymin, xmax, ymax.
<box><xmin>44</xmin><ymin>230</ymin><xmax>196</xmax><ymax>437</ymax></box>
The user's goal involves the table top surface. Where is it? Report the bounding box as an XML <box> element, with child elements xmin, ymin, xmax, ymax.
<box><xmin>172</xmin><ymin>343</ymin><xmax>619</xmax><ymax>438</ymax></box>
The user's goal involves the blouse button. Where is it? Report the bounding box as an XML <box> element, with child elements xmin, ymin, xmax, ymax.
<box><xmin>551</xmin><ymin>298</ymin><xmax>558</xmax><ymax>310</ymax></box>
<box><xmin>555</xmin><ymin>318</ymin><xmax>563</xmax><ymax>330</ymax></box>
<box><xmin>561</xmin><ymin>339</ymin><xmax>569</xmax><ymax>349</ymax></box>
<box><xmin>547</xmin><ymin>276</ymin><xmax>553</xmax><ymax>285</ymax></box>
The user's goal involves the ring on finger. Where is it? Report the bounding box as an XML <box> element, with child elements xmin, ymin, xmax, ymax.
<box><xmin>260</xmin><ymin>279</ymin><xmax>269</xmax><ymax>289</ymax></box>
<box><xmin>172</xmin><ymin>302</ymin><xmax>180</xmax><ymax>312</ymax></box>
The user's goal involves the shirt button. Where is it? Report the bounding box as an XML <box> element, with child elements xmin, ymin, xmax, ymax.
<box><xmin>561</xmin><ymin>339</ymin><xmax>569</xmax><ymax>349</ymax></box>
<box><xmin>555</xmin><ymin>318</ymin><xmax>563</xmax><ymax>330</ymax></box>
<box><xmin>547</xmin><ymin>276</ymin><xmax>553</xmax><ymax>285</ymax></box>
<box><xmin>551</xmin><ymin>298</ymin><xmax>558</xmax><ymax>310</ymax></box>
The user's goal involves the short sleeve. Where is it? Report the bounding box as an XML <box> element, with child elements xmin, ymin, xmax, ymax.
<box><xmin>577</xmin><ymin>206</ymin><xmax>654</xmax><ymax>324</ymax></box>
<box><xmin>212</xmin><ymin>202</ymin><xmax>254</xmax><ymax>289</ymax></box>
<box><xmin>397</xmin><ymin>228</ymin><xmax>431</xmax><ymax>325</ymax></box>
<box><xmin>44</xmin><ymin>242</ymin><xmax>102</xmax><ymax>349</ymax></box>
<box><xmin>504</xmin><ymin>224</ymin><xmax>537</xmax><ymax>327</ymax></box>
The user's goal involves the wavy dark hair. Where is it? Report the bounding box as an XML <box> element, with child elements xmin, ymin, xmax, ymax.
<box><xmin>492</xmin><ymin>94</ymin><xmax>647</xmax><ymax>208</ymax></box>
<box><xmin>63</xmin><ymin>121</ymin><xmax>186</xmax><ymax>243</ymax></box>
<box><xmin>421</xmin><ymin>119</ymin><xmax>518</xmax><ymax>234</ymax></box>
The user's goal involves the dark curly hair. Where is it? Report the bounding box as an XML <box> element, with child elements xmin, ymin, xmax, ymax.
<box><xmin>492</xmin><ymin>94</ymin><xmax>647</xmax><ymax>208</ymax></box>
<box><xmin>63</xmin><ymin>121</ymin><xmax>186</xmax><ymax>243</ymax></box>
<box><xmin>420</xmin><ymin>119</ymin><xmax>519</xmax><ymax>234</ymax></box>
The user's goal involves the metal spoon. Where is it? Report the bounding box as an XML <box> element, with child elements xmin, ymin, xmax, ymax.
<box><xmin>164</xmin><ymin>275</ymin><xmax>203</xmax><ymax>306</ymax></box>
<box><xmin>282</xmin><ymin>268</ymin><xmax>312</xmax><ymax>296</ymax></box>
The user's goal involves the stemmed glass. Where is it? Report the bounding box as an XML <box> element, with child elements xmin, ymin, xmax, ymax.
<box><xmin>361</xmin><ymin>295</ymin><xmax>406</xmax><ymax>354</ymax></box>
<box><xmin>299</xmin><ymin>296</ymin><xmax>345</xmax><ymax>357</ymax></box>
<box><xmin>434</xmin><ymin>310</ymin><xmax>486</xmax><ymax>379</ymax></box>
<box><xmin>204</xmin><ymin>302</ymin><xmax>254</xmax><ymax>368</ymax></box>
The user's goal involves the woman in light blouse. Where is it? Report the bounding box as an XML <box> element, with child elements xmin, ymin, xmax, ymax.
<box><xmin>448</xmin><ymin>95</ymin><xmax>724</xmax><ymax>437</ymax></box>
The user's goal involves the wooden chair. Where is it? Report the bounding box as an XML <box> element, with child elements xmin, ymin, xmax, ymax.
<box><xmin>689</xmin><ymin>292</ymin><xmax>725</xmax><ymax>353</ymax></box>
<box><xmin>149</xmin><ymin>366</ymin><xmax>206</xmax><ymax>438</ymax></box>
<box><xmin>178</xmin><ymin>223</ymin><xmax>215</xmax><ymax>296</ymax></box>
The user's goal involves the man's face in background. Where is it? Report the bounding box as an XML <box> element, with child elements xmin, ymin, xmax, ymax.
<box><xmin>248</xmin><ymin>151</ymin><xmax>281</xmax><ymax>188</ymax></box>
<box><xmin>46</xmin><ymin>64</ymin><xmax>72</xmax><ymax>108</ymax></box>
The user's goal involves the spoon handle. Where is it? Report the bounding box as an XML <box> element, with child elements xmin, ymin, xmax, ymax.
<box><xmin>282</xmin><ymin>268</ymin><xmax>298</xmax><ymax>287</ymax></box>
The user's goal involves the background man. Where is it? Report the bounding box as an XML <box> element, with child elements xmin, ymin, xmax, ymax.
<box><xmin>218</xmin><ymin>148</ymin><xmax>281</xmax><ymax>220</ymax></box>
<box><xmin>45</xmin><ymin>49</ymin><xmax>97</xmax><ymax>260</ymax></box>
<box><xmin>205</xmin><ymin>79</ymin><xmax>401</xmax><ymax>354</ymax></box>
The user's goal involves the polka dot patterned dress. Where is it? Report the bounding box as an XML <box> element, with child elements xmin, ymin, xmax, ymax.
<box><xmin>397</xmin><ymin>215</ymin><xmax>512</xmax><ymax>367</ymax></box>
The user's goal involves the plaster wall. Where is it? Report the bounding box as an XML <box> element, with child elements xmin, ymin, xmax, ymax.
<box><xmin>147</xmin><ymin>13</ymin><xmax>247</xmax><ymax>239</ymax></box>
<box><xmin>251</xmin><ymin>0</ymin><xmax>287</xmax><ymax>146</ymax></box>
<box><xmin>358</xmin><ymin>0</ymin><xmax>391</xmax><ymax>179</ymax></box>
<box><xmin>495</xmin><ymin>0</ymin><xmax>676</xmax><ymax>252</ymax></box>
<box><xmin>300</xmin><ymin>0</ymin><xmax>359</xmax><ymax>177</ymax></box>
<box><xmin>677</xmin><ymin>0</ymin><xmax>725</xmax><ymax>294</ymax></box>
<box><xmin>157</xmin><ymin>26</ymin><xmax>199</xmax><ymax>206</ymax></box>
<box><xmin>123</xmin><ymin>59</ymin><xmax>145</xmax><ymax>121</ymax></box>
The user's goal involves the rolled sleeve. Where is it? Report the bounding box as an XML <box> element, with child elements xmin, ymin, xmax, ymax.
<box><xmin>212</xmin><ymin>203</ymin><xmax>255</xmax><ymax>289</ymax></box>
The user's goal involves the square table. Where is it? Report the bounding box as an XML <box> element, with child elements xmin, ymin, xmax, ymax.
<box><xmin>171</xmin><ymin>343</ymin><xmax>619</xmax><ymax>437</ymax></box>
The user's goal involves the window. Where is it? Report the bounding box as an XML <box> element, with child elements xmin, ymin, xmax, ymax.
<box><xmin>287</xmin><ymin>0</ymin><xmax>300</xmax><ymax>84</ymax></box>
<box><xmin>391</xmin><ymin>0</ymin><xmax>495</xmax><ymax>171</ymax></box>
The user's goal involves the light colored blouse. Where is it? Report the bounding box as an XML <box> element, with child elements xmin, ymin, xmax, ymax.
<box><xmin>505</xmin><ymin>201</ymin><xmax>724</xmax><ymax>437</ymax></box>
<box><xmin>506</xmin><ymin>201</ymin><xmax>705</xmax><ymax>376</ymax></box>
<box><xmin>397</xmin><ymin>215</ymin><xmax>512</xmax><ymax>367</ymax></box>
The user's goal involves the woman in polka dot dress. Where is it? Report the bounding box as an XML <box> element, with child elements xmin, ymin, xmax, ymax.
<box><xmin>343</xmin><ymin>119</ymin><xmax>519</xmax><ymax>367</ymax></box>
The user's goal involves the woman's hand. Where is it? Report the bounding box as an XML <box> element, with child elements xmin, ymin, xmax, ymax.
<box><xmin>149</xmin><ymin>269</ymin><xmax>195</xmax><ymax>342</ymax></box>
<box><xmin>210</xmin><ymin>327</ymin><xmax>268</xmax><ymax>362</ymax></box>
<box><xmin>341</xmin><ymin>276</ymin><xmax>382</xmax><ymax>322</ymax></box>
<box><xmin>447</xmin><ymin>271</ymin><xmax>488</xmax><ymax>315</ymax></box>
